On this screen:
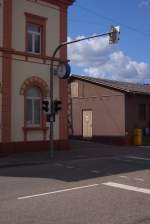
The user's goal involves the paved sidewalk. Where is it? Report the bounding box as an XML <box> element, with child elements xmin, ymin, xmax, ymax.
<box><xmin>0</xmin><ymin>140</ymin><xmax>150</xmax><ymax>168</ymax></box>
<box><xmin>0</xmin><ymin>140</ymin><xmax>112</xmax><ymax>168</ymax></box>
<box><xmin>0</xmin><ymin>146</ymin><xmax>79</xmax><ymax>168</ymax></box>
<box><xmin>0</xmin><ymin>151</ymin><xmax>54</xmax><ymax>168</ymax></box>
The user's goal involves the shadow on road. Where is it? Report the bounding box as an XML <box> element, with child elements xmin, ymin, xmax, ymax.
<box><xmin>0</xmin><ymin>140</ymin><xmax>150</xmax><ymax>182</ymax></box>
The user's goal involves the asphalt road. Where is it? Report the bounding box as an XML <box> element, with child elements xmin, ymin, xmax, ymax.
<box><xmin>0</xmin><ymin>141</ymin><xmax>150</xmax><ymax>224</ymax></box>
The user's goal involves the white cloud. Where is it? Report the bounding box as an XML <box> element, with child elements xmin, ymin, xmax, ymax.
<box><xmin>138</xmin><ymin>0</ymin><xmax>150</xmax><ymax>7</ymax></box>
<box><xmin>68</xmin><ymin>35</ymin><xmax>150</xmax><ymax>83</ymax></box>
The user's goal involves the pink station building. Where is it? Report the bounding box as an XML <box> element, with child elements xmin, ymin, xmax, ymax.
<box><xmin>0</xmin><ymin>0</ymin><xmax>74</xmax><ymax>153</ymax></box>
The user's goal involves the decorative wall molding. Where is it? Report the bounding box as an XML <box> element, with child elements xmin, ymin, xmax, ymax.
<box><xmin>20</xmin><ymin>76</ymin><xmax>49</xmax><ymax>96</ymax></box>
<box><xmin>0</xmin><ymin>47</ymin><xmax>67</xmax><ymax>64</ymax></box>
<box><xmin>2</xmin><ymin>0</ymin><xmax>12</xmax><ymax>142</ymax></box>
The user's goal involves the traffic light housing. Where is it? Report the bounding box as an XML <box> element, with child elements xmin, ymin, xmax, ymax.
<box><xmin>109</xmin><ymin>26</ymin><xmax>120</xmax><ymax>44</ymax></box>
<box><xmin>42</xmin><ymin>99</ymin><xmax>50</xmax><ymax>114</ymax></box>
<box><xmin>54</xmin><ymin>100</ymin><xmax>62</xmax><ymax>113</ymax></box>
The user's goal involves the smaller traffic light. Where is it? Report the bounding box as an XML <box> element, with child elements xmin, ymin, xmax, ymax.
<box><xmin>109</xmin><ymin>26</ymin><xmax>120</xmax><ymax>44</ymax></box>
<box><xmin>42</xmin><ymin>98</ymin><xmax>50</xmax><ymax>114</ymax></box>
<box><xmin>54</xmin><ymin>100</ymin><xmax>62</xmax><ymax>113</ymax></box>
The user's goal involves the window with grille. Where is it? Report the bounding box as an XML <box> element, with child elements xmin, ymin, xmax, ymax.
<box><xmin>25</xmin><ymin>13</ymin><xmax>47</xmax><ymax>56</ymax></box>
<box><xmin>25</xmin><ymin>87</ymin><xmax>41</xmax><ymax>126</ymax></box>
<box><xmin>27</xmin><ymin>23</ymin><xmax>41</xmax><ymax>53</ymax></box>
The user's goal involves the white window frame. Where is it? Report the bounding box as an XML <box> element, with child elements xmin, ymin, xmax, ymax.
<box><xmin>27</xmin><ymin>23</ymin><xmax>41</xmax><ymax>54</ymax></box>
<box><xmin>71</xmin><ymin>82</ymin><xmax>79</xmax><ymax>97</ymax></box>
<box><xmin>26</xmin><ymin>88</ymin><xmax>42</xmax><ymax>127</ymax></box>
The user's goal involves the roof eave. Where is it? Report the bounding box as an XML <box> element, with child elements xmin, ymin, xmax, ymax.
<box><xmin>70</xmin><ymin>75</ymin><xmax>129</xmax><ymax>93</ymax></box>
<box><xmin>129</xmin><ymin>91</ymin><xmax>150</xmax><ymax>96</ymax></box>
<box><xmin>70</xmin><ymin>75</ymin><xmax>150</xmax><ymax>95</ymax></box>
<box><xmin>41</xmin><ymin>0</ymin><xmax>75</xmax><ymax>7</ymax></box>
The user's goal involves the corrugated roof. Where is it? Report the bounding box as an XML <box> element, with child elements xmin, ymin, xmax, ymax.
<box><xmin>71</xmin><ymin>75</ymin><xmax>150</xmax><ymax>95</ymax></box>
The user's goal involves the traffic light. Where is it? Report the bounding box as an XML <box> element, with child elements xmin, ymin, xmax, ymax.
<box><xmin>42</xmin><ymin>98</ymin><xmax>50</xmax><ymax>114</ymax></box>
<box><xmin>54</xmin><ymin>100</ymin><xmax>62</xmax><ymax>113</ymax></box>
<box><xmin>109</xmin><ymin>26</ymin><xmax>120</xmax><ymax>44</ymax></box>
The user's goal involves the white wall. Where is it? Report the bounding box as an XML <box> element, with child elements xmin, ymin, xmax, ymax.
<box><xmin>12</xmin><ymin>59</ymin><xmax>59</xmax><ymax>142</ymax></box>
<box><xmin>0</xmin><ymin>0</ymin><xmax>3</xmax><ymax>47</ymax></box>
<box><xmin>12</xmin><ymin>0</ymin><xmax>60</xmax><ymax>56</ymax></box>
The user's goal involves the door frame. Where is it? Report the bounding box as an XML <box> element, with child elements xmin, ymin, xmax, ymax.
<box><xmin>82</xmin><ymin>109</ymin><xmax>93</xmax><ymax>138</ymax></box>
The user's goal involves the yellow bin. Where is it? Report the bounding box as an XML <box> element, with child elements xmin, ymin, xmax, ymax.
<box><xmin>133</xmin><ymin>128</ymin><xmax>142</xmax><ymax>145</ymax></box>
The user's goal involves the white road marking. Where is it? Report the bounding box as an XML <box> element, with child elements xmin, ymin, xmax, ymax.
<box><xmin>113</xmin><ymin>157</ymin><xmax>126</xmax><ymax>161</ymax></box>
<box><xmin>123</xmin><ymin>159</ymin><xmax>133</xmax><ymax>162</ymax></box>
<box><xmin>91</xmin><ymin>170</ymin><xmax>100</xmax><ymax>173</ymax></box>
<box><xmin>112</xmin><ymin>158</ymin><xmax>121</xmax><ymax>160</ymax></box>
<box><xmin>126</xmin><ymin>156</ymin><xmax>150</xmax><ymax>162</ymax></box>
<box><xmin>18</xmin><ymin>184</ymin><xmax>99</xmax><ymax>200</ymax></box>
<box><xmin>54</xmin><ymin>163</ymin><xmax>64</xmax><ymax>167</ymax></box>
<box><xmin>119</xmin><ymin>175</ymin><xmax>128</xmax><ymax>179</ymax></box>
<box><xmin>75</xmin><ymin>155</ymin><xmax>87</xmax><ymax>158</ymax></box>
<box><xmin>106</xmin><ymin>172</ymin><xmax>112</xmax><ymax>176</ymax></box>
<box><xmin>119</xmin><ymin>176</ymin><xmax>144</xmax><ymax>182</ymax></box>
<box><xmin>113</xmin><ymin>157</ymin><xmax>147</xmax><ymax>164</ymax></box>
<box><xmin>134</xmin><ymin>178</ymin><xmax>144</xmax><ymax>182</ymax></box>
<box><xmin>102</xmin><ymin>182</ymin><xmax>150</xmax><ymax>195</ymax></box>
<box><xmin>66</xmin><ymin>166</ymin><xmax>74</xmax><ymax>169</ymax></box>
<box><xmin>113</xmin><ymin>158</ymin><xmax>132</xmax><ymax>162</ymax></box>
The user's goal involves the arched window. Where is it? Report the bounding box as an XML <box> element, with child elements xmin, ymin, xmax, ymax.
<box><xmin>25</xmin><ymin>87</ymin><xmax>41</xmax><ymax>126</ymax></box>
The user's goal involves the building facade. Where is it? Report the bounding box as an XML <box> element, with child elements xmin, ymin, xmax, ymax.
<box><xmin>69</xmin><ymin>75</ymin><xmax>150</xmax><ymax>144</ymax></box>
<box><xmin>0</xmin><ymin>0</ymin><xmax>74</xmax><ymax>152</ymax></box>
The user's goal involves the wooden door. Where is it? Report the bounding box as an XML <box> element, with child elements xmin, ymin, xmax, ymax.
<box><xmin>82</xmin><ymin>110</ymin><xmax>93</xmax><ymax>138</ymax></box>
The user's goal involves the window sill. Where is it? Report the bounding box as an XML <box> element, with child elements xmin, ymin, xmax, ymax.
<box><xmin>23</xmin><ymin>126</ymin><xmax>48</xmax><ymax>141</ymax></box>
<box><xmin>25</xmin><ymin>51</ymin><xmax>43</xmax><ymax>58</ymax></box>
<box><xmin>23</xmin><ymin>127</ymin><xmax>48</xmax><ymax>131</ymax></box>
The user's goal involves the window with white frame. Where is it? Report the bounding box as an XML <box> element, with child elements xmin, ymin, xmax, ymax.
<box><xmin>27</xmin><ymin>23</ymin><xmax>41</xmax><ymax>53</ymax></box>
<box><xmin>71</xmin><ymin>82</ymin><xmax>79</xmax><ymax>97</ymax></box>
<box><xmin>26</xmin><ymin>87</ymin><xmax>41</xmax><ymax>126</ymax></box>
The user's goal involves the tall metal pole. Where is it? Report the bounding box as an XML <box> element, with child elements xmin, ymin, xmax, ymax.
<box><xmin>49</xmin><ymin>28</ymin><xmax>119</xmax><ymax>158</ymax></box>
<box><xmin>49</xmin><ymin>45</ymin><xmax>62</xmax><ymax>158</ymax></box>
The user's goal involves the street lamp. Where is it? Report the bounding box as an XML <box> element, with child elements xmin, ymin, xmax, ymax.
<box><xmin>49</xmin><ymin>25</ymin><xmax>120</xmax><ymax>158</ymax></box>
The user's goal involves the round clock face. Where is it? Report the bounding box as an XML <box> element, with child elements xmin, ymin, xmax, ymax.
<box><xmin>57</xmin><ymin>63</ymin><xmax>66</xmax><ymax>78</ymax></box>
<box><xmin>56</xmin><ymin>63</ymin><xmax>71</xmax><ymax>79</ymax></box>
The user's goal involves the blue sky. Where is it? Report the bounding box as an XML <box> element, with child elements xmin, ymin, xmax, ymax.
<box><xmin>67</xmin><ymin>0</ymin><xmax>150</xmax><ymax>83</ymax></box>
